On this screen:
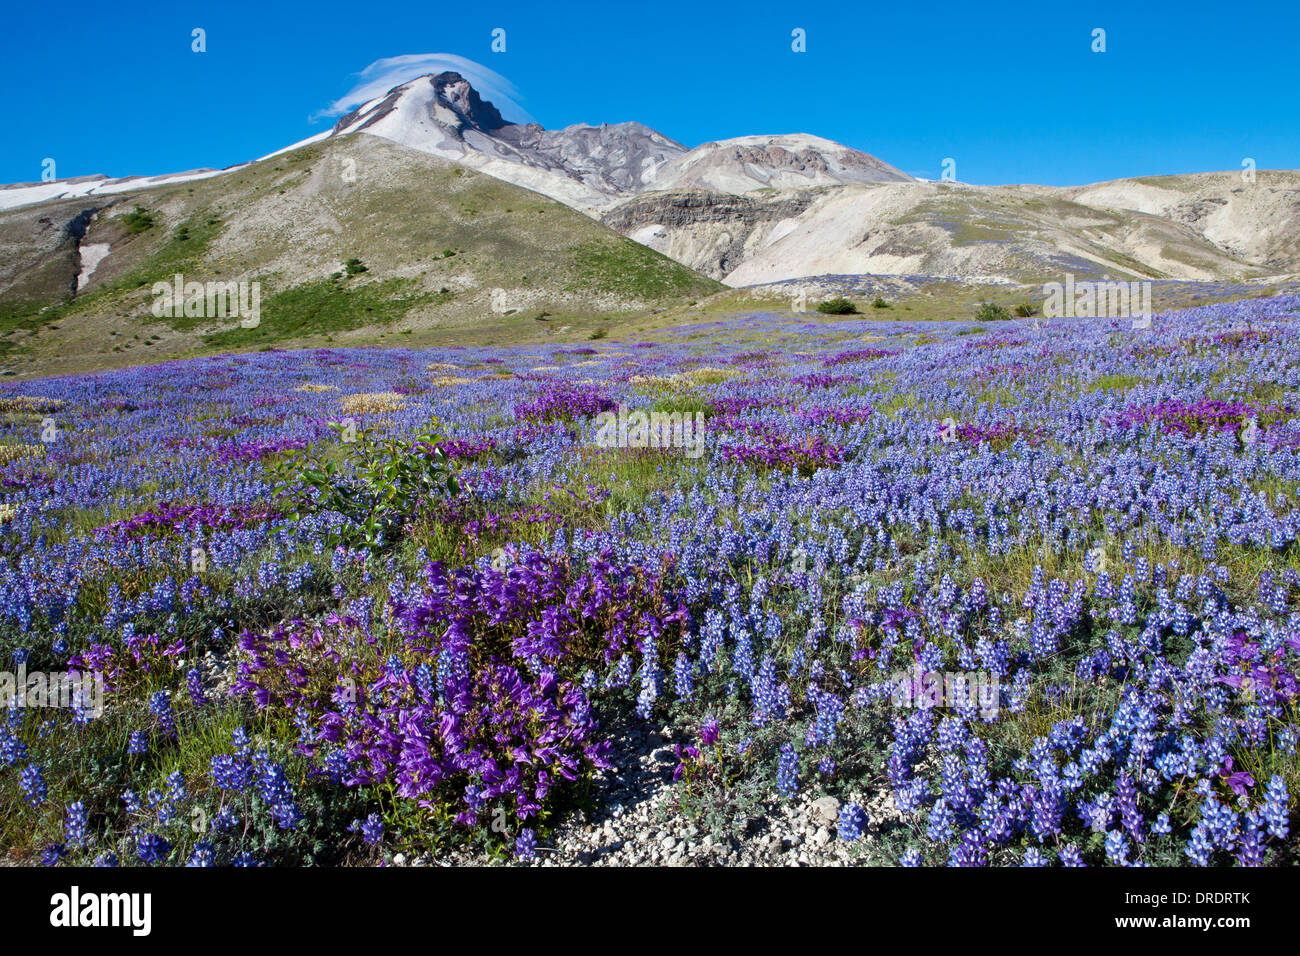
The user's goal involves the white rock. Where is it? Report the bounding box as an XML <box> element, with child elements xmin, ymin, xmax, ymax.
<box><xmin>811</xmin><ymin>796</ymin><xmax>840</xmax><ymax>826</ymax></box>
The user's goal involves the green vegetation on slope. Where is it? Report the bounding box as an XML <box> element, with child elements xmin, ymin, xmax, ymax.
<box><xmin>202</xmin><ymin>277</ymin><xmax>440</xmax><ymax>348</ymax></box>
<box><xmin>568</xmin><ymin>239</ymin><xmax>722</xmax><ymax>300</ymax></box>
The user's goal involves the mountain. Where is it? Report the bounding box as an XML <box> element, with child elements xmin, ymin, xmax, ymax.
<box><xmin>320</xmin><ymin>72</ymin><xmax>1297</xmax><ymax>286</ymax></box>
<box><xmin>2</xmin><ymin>70</ymin><xmax>1298</xmax><ymax>377</ymax></box>
<box><xmin>604</xmin><ymin>177</ymin><xmax>1293</xmax><ymax>285</ymax></box>
<box><xmin>329</xmin><ymin>72</ymin><xmax>688</xmax><ymax>209</ymax></box>
<box><xmin>324</xmin><ymin>73</ymin><xmax>915</xmax><ymax>210</ymax></box>
<box><xmin>649</xmin><ymin>134</ymin><xmax>913</xmax><ymax>193</ymax></box>
<box><xmin>0</xmin><ymin>134</ymin><xmax>720</xmax><ymax>378</ymax></box>
<box><xmin>1059</xmin><ymin>172</ymin><xmax>1300</xmax><ymax>276</ymax></box>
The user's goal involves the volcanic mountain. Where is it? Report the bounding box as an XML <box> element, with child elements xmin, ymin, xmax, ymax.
<box><xmin>2</xmin><ymin>69</ymin><xmax>1299</xmax><ymax>377</ymax></box>
<box><xmin>328</xmin><ymin>72</ymin><xmax>688</xmax><ymax>209</ymax></box>
<box><xmin>325</xmin><ymin>72</ymin><xmax>915</xmax><ymax>210</ymax></box>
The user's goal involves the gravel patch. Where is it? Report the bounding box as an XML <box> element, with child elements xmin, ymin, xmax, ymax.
<box><xmin>398</xmin><ymin>720</ymin><xmax>903</xmax><ymax>867</ymax></box>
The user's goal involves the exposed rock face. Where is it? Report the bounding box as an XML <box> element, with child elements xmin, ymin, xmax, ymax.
<box><xmin>326</xmin><ymin>75</ymin><xmax>911</xmax><ymax>213</ymax></box>
<box><xmin>1064</xmin><ymin>175</ymin><xmax>1300</xmax><ymax>274</ymax></box>
<box><xmin>324</xmin><ymin>75</ymin><xmax>1300</xmax><ymax>286</ymax></box>
<box><xmin>602</xmin><ymin>190</ymin><xmax>819</xmax><ymax>279</ymax></box>
<box><xmin>330</xmin><ymin>72</ymin><xmax>688</xmax><ymax>209</ymax></box>
<box><xmin>8</xmin><ymin>72</ymin><xmax>1297</xmax><ymax>298</ymax></box>
<box><xmin>605</xmin><ymin>177</ymin><xmax>1295</xmax><ymax>288</ymax></box>
<box><xmin>497</xmin><ymin>122</ymin><xmax>687</xmax><ymax>197</ymax></box>
<box><xmin>603</xmin><ymin>190</ymin><xmax>818</xmax><ymax>230</ymax></box>
<box><xmin>651</xmin><ymin>134</ymin><xmax>914</xmax><ymax>193</ymax></box>
<box><xmin>334</xmin><ymin>72</ymin><xmax>511</xmax><ymax>136</ymax></box>
<box><xmin>0</xmin><ymin>202</ymin><xmax>109</xmax><ymax>304</ymax></box>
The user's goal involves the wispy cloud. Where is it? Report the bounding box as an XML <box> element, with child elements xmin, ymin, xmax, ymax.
<box><xmin>313</xmin><ymin>54</ymin><xmax>533</xmax><ymax>124</ymax></box>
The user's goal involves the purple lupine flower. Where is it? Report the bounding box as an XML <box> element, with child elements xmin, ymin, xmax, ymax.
<box><xmin>514</xmin><ymin>828</ymin><xmax>537</xmax><ymax>860</ymax></box>
<box><xmin>699</xmin><ymin>718</ymin><xmax>720</xmax><ymax>747</ymax></box>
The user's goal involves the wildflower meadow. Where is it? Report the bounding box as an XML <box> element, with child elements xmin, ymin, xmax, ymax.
<box><xmin>0</xmin><ymin>295</ymin><xmax>1295</xmax><ymax>872</ymax></box>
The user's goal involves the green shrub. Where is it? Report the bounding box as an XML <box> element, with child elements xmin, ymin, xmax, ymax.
<box><xmin>1013</xmin><ymin>302</ymin><xmax>1038</xmax><ymax>317</ymax></box>
<box><xmin>816</xmin><ymin>297</ymin><xmax>858</xmax><ymax>315</ymax></box>
<box><xmin>872</xmin><ymin>297</ymin><xmax>891</xmax><ymax>309</ymax></box>
<box><xmin>268</xmin><ymin>422</ymin><xmax>458</xmax><ymax>552</ymax></box>
<box><xmin>975</xmin><ymin>301</ymin><xmax>1013</xmax><ymax>322</ymax></box>
<box><xmin>121</xmin><ymin>207</ymin><xmax>156</xmax><ymax>235</ymax></box>
<box><xmin>344</xmin><ymin>258</ymin><xmax>368</xmax><ymax>276</ymax></box>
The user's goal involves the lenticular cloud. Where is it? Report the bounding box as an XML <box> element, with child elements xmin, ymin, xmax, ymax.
<box><xmin>316</xmin><ymin>53</ymin><xmax>534</xmax><ymax>124</ymax></box>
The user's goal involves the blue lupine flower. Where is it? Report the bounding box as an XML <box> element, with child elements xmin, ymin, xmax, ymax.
<box><xmin>1059</xmin><ymin>844</ymin><xmax>1086</xmax><ymax>867</ymax></box>
<box><xmin>949</xmin><ymin>830</ymin><xmax>987</xmax><ymax>867</ymax></box>
<box><xmin>1260</xmin><ymin>774</ymin><xmax>1289</xmax><ymax>839</ymax></box>
<box><xmin>776</xmin><ymin>744</ymin><xmax>799</xmax><ymax>798</ymax></box>
<box><xmin>187</xmin><ymin>842</ymin><xmax>215</xmax><ymax>867</ymax></box>
<box><xmin>149</xmin><ymin>690</ymin><xmax>176</xmax><ymax>738</ymax></box>
<box><xmin>253</xmin><ymin>753</ymin><xmax>300</xmax><ymax>829</ymax></box>
<box><xmin>673</xmin><ymin>652</ymin><xmax>694</xmax><ymax>701</ymax></box>
<box><xmin>1104</xmin><ymin>830</ymin><xmax>1129</xmax><ymax>866</ymax></box>
<box><xmin>64</xmin><ymin>801</ymin><xmax>89</xmax><ymax>849</ymax></box>
<box><xmin>351</xmin><ymin>813</ymin><xmax>384</xmax><ymax>845</ymax></box>
<box><xmin>1185</xmin><ymin>824</ymin><xmax>1214</xmax><ymax>866</ymax></box>
<box><xmin>41</xmin><ymin>843</ymin><xmax>67</xmax><ymax>866</ymax></box>
<box><xmin>837</xmin><ymin>802</ymin><xmax>868</xmax><ymax>842</ymax></box>
<box><xmin>186</xmin><ymin>668</ymin><xmax>206</xmax><ymax>707</ymax></box>
<box><xmin>752</xmin><ymin>654</ymin><xmax>787</xmax><ymax>727</ymax></box>
<box><xmin>136</xmin><ymin>832</ymin><xmax>171</xmax><ymax>864</ymax></box>
<box><xmin>19</xmin><ymin>763</ymin><xmax>46</xmax><ymax>807</ymax></box>
<box><xmin>210</xmin><ymin>753</ymin><xmax>253</xmax><ymax>792</ymax></box>
<box><xmin>927</xmin><ymin>798</ymin><xmax>955</xmax><ymax>842</ymax></box>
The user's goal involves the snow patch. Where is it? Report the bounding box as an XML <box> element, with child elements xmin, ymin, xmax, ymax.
<box><xmin>75</xmin><ymin>243</ymin><xmax>110</xmax><ymax>292</ymax></box>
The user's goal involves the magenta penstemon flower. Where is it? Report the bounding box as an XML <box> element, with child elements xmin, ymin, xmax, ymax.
<box><xmin>699</xmin><ymin>718</ymin><xmax>720</xmax><ymax>747</ymax></box>
<box><xmin>1220</xmin><ymin>757</ymin><xmax>1256</xmax><ymax>799</ymax></box>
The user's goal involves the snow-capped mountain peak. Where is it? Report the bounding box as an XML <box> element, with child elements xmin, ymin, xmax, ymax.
<box><xmin>324</xmin><ymin>73</ymin><xmax>911</xmax><ymax>211</ymax></box>
<box><xmin>327</xmin><ymin>72</ymin><xmax>687</xmax><ymax>210</ymax></box>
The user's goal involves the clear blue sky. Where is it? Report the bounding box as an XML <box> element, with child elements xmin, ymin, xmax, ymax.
<box><xmin>3</xmin><ymin>0</ymin><xmax>1296</xmax><ymax>187</ymax></box>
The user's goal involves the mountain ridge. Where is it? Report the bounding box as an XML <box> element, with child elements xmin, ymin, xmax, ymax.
<box><xmin>2</xmin><ymin>70</ymin><xmax>1297</xmax><ymax>326</ymax></box>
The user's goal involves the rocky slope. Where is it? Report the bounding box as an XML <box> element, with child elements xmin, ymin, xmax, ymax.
<box><xmin>1060</xmin><ymin>171</ymin><xmax>1300</xmax><ymax>275</ymax></box>
<box><xmin>649</xmin><ymin>134</ymin><xmax>913</xmax><ymax>194</ymax></box>
<box><xmin>330</xmin><ymin>72</ymin><xmax>689</xmax><ymax>209</ymax></box>
<box><xmin>325</xmin><ymin>75</ymin><xmax>915</xmax><ymax>213</ymax></box>
<box><xmin>0</xmin><ymin>134</ymin><xmax>721</xmax><ymax>376</ymax></box>
<box><xmin>605</xmin><ymin>178</ymin><xmax>1291</xmax><ymax>285</ymax></box>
